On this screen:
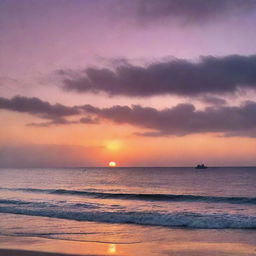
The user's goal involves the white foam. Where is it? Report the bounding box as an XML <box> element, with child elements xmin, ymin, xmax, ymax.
<box><xmin>0</xmin><ymin>205</ymin><xmax>255</xmax><ymax>229</ymax></box>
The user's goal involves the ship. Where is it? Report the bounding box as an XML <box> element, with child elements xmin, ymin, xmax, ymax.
<box><xmin>195</xmin><ymin>164</ymin><xmax>208</xmax><ymax>169</ymax></box>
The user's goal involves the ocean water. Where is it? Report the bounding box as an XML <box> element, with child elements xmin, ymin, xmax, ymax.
<box><xmin>0</xmin><ymin>167</ymin><xmax>256</xmax><ymax>255</ymax></box>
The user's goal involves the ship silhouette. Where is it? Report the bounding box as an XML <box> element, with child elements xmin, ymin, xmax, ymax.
<box><xmin>195</xmin><ymin>164</ymin><xmax>208</xmax><ymax>169</ymax></box>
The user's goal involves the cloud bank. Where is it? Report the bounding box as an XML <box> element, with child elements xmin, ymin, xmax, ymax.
<box><xmin>58</xmin><ymin>55</ymin><xmax>256</xmax><ymax>97</ymax></box>
<box><xmin>0</xmin><ymin>96</ymin><xmax>81</xmax><ymax>126</ymax></box>
<box><xmin>1</xmin><ymin>96</ymin><xmax>256</xmax><ymax>137</ymax></box>
<box><xmin>81</xmin><ymin>101</ymin><xmax>256</xmax><ymax>137</ymax></box>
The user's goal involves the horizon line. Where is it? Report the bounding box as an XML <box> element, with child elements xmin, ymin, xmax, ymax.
<box><xmin>1</xmin><ymin>165</ymin><xmax>256</xmax><ymax>169</ymax></box>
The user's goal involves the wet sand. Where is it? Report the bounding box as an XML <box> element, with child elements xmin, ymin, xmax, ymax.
<box><xmin>0</xmin><ymin>249</ymin><xmax>102</xmax><ymax>256</ymax></box>
<box><xmin>0</xmin><ymin>234</ymin><xmax>255</xmax><ymax>256</ymax></box>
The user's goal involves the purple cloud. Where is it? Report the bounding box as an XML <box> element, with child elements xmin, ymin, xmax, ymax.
<box><xmin>0</xmin><ymin>96</ymin><xmax>79</xmax><ymax>117</ymax></box>
<box><xmin>58</xmin><ymin>55</ymin><xmax>256</xmax><ymax>97</ymax></box>
<box><xmin>81</xmin><ymin>101</ymin><xmax>256</xmax><ymax>137</ymax></box>
<box><xmin>0</xmin><ymin>96</ymin><xmax>99</xmax><ymax>127</ymax></box>
<box><xmin>1</xmin><ymin>96</ymin><xmax>256</xmax><ymax>137</ymax></box>
<box><xmin>112</xmin><ymin>0</ymin><xmax>256</xmax><ymax>25</ymax></box>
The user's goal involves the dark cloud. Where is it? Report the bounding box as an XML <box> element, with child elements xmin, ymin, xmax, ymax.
<box><xmin>0</xmin><ymin>96</ymin><xmax>80</xmax><ymax>125</ymax></box>
<box><xmin>59</xmin><ymin>55</ymin><xmax>256</xmax><ymax>97</ymax></box>
<box><xmin>0</xmin><ymin>96</ymin><xmax>100</xmax><ymax>127</ymax></box>
<box><xmin>27</xmin><ymin>118</ymin><xmax>73</xmax><ymax>127</ymax></box>
<box><xmin>81</xmin><ymin>101</ymin><xmax>256</xmax><ymax>137</ymax></box>
<box><xmin>27</xmin><ymin>116</ymin><xmax>99</xmax><ymax>127</ymax></box>
<box><xmin>79</xmin><ymin>116</ymin><xmax>99</xmax><ymax>124</ymax></box>
<box><xmin>112</xmin><ymin>0</ymin><xmax>256</xmax><ymax>25</ymax></box>
<box><xmin>1</xmin><ymin>96</ymin><xmax>256</xmax><ymax>137</ymax></box>
<box><xmin>200</xmin><ymin>96</ymin><xmax>227</xmax><ymax>106</ymax></box>
<box><xmin>0</xmin><ymin>96</ymin><xmax>79</xmax><ymax>118</ymax></box>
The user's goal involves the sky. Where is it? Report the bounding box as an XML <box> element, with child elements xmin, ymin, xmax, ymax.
<box><xmin>0</xmin><ymin>0</ymin><xmax>256</xmax><ymax>167</ymax></box>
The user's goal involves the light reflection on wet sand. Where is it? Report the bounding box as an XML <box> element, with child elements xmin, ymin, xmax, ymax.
<box><xmin>0</xmin><ymin>235</ymin><xmax>256</xmax><ymax>256</ymax></box>
<box><xmin>0</xmin><ymin>213</ymin><xmax>256</xmax><ymax>256</ymax></box>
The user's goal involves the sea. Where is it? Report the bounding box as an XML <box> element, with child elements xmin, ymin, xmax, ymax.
<box><xmin>0</xmin><ymin>167</ymin><xmax>256</xmax><ymax>256</ymax></box>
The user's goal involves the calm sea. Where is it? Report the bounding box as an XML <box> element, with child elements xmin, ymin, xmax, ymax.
<box><xmin>0</xmin><ymin>167</ymin><xmax>256</xmax><ymax>255</ymax></box>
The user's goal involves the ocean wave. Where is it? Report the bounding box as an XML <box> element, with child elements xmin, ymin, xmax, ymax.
<box><xmin>0</xmin><ymin>199</ymin><xmax>31</xmax><ymax>205</ymax></box>
<box><xmin>0</xmin><ymin>198</ymin><xmax>104</xmax><ymax>210</ymax></box>
<box><xmin>3</xmin><ymin>187</ymin><xmax>256</xmax><ymax>204</ymax></box>
<box><xmin>0</xmin><ymin>205</ymin><xmax>255</xmax><ymax>229</ymax></box>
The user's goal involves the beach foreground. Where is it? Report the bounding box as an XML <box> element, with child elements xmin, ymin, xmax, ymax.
<box><xmin>0</xmin><ymin>167</ymin><xmax>255</xmax><ymax>256</ymax></box>
<box><xmin>0</xmin><ymin>237</ymin><xmax>255</xmax><ymax>256</ymax></box>
<box><xmin>0</xmin><ymin>217</ymin><xmax>256</xmax><ymax>256</ymax></box>
<box><xmin>0</xmin><ymin>242</ymin><xmax>255</xmax><ymax>256</ymax></box>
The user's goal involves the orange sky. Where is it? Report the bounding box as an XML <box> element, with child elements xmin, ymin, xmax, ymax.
<box><xmin>1</xmin><ymin>110</ymin><xmax>255</xmax><ymax>167</ymax></box>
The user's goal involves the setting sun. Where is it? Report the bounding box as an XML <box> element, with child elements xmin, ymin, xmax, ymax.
<box><xmin>108</xmin><ymin>161</ymin><xmax>117</xmax><ymax>167</ymax></box>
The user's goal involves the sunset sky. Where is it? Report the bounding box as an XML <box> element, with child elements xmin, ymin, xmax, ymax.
<box><xmin>1</xmin><ymin>0</ymin><xmax>256</xmax><ymax>167</ymax></box>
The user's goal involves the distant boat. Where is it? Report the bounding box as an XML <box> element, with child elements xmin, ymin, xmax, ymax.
<box><xmin>195</xmin><ymin>164</ymin><xmax>208</xmax><ymax>169</ymax></box>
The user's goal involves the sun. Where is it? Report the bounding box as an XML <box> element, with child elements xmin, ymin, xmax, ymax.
<box><xmin>108</xmin><ymin>161</ymin><xmax>117</xmax><ymax>167</ymax></box>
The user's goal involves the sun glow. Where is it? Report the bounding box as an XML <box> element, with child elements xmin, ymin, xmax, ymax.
<box><xmin>107</xmin><ymin>244</ymin><xmax>116</xmax><ymax>254</ymax></box>
<box><xmin>106</xmin><ymin>140</ymin><xmax>122</xmax><ymax>151</ymax></box>
<box><xmin>108</xmin><ymin>161</ymin><xmax>116</xmax><ymax>167</ymax></box>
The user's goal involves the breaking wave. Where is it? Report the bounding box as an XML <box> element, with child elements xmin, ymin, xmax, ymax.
<box><xmin>0</xmin><ymin>203</ymin><xmax>255</xmax><ymax>229</ymax></box>
<box><xmin>3</xmin><ymin>187</ymin><xmax>256</xmax><ymax>205</ymax></box>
